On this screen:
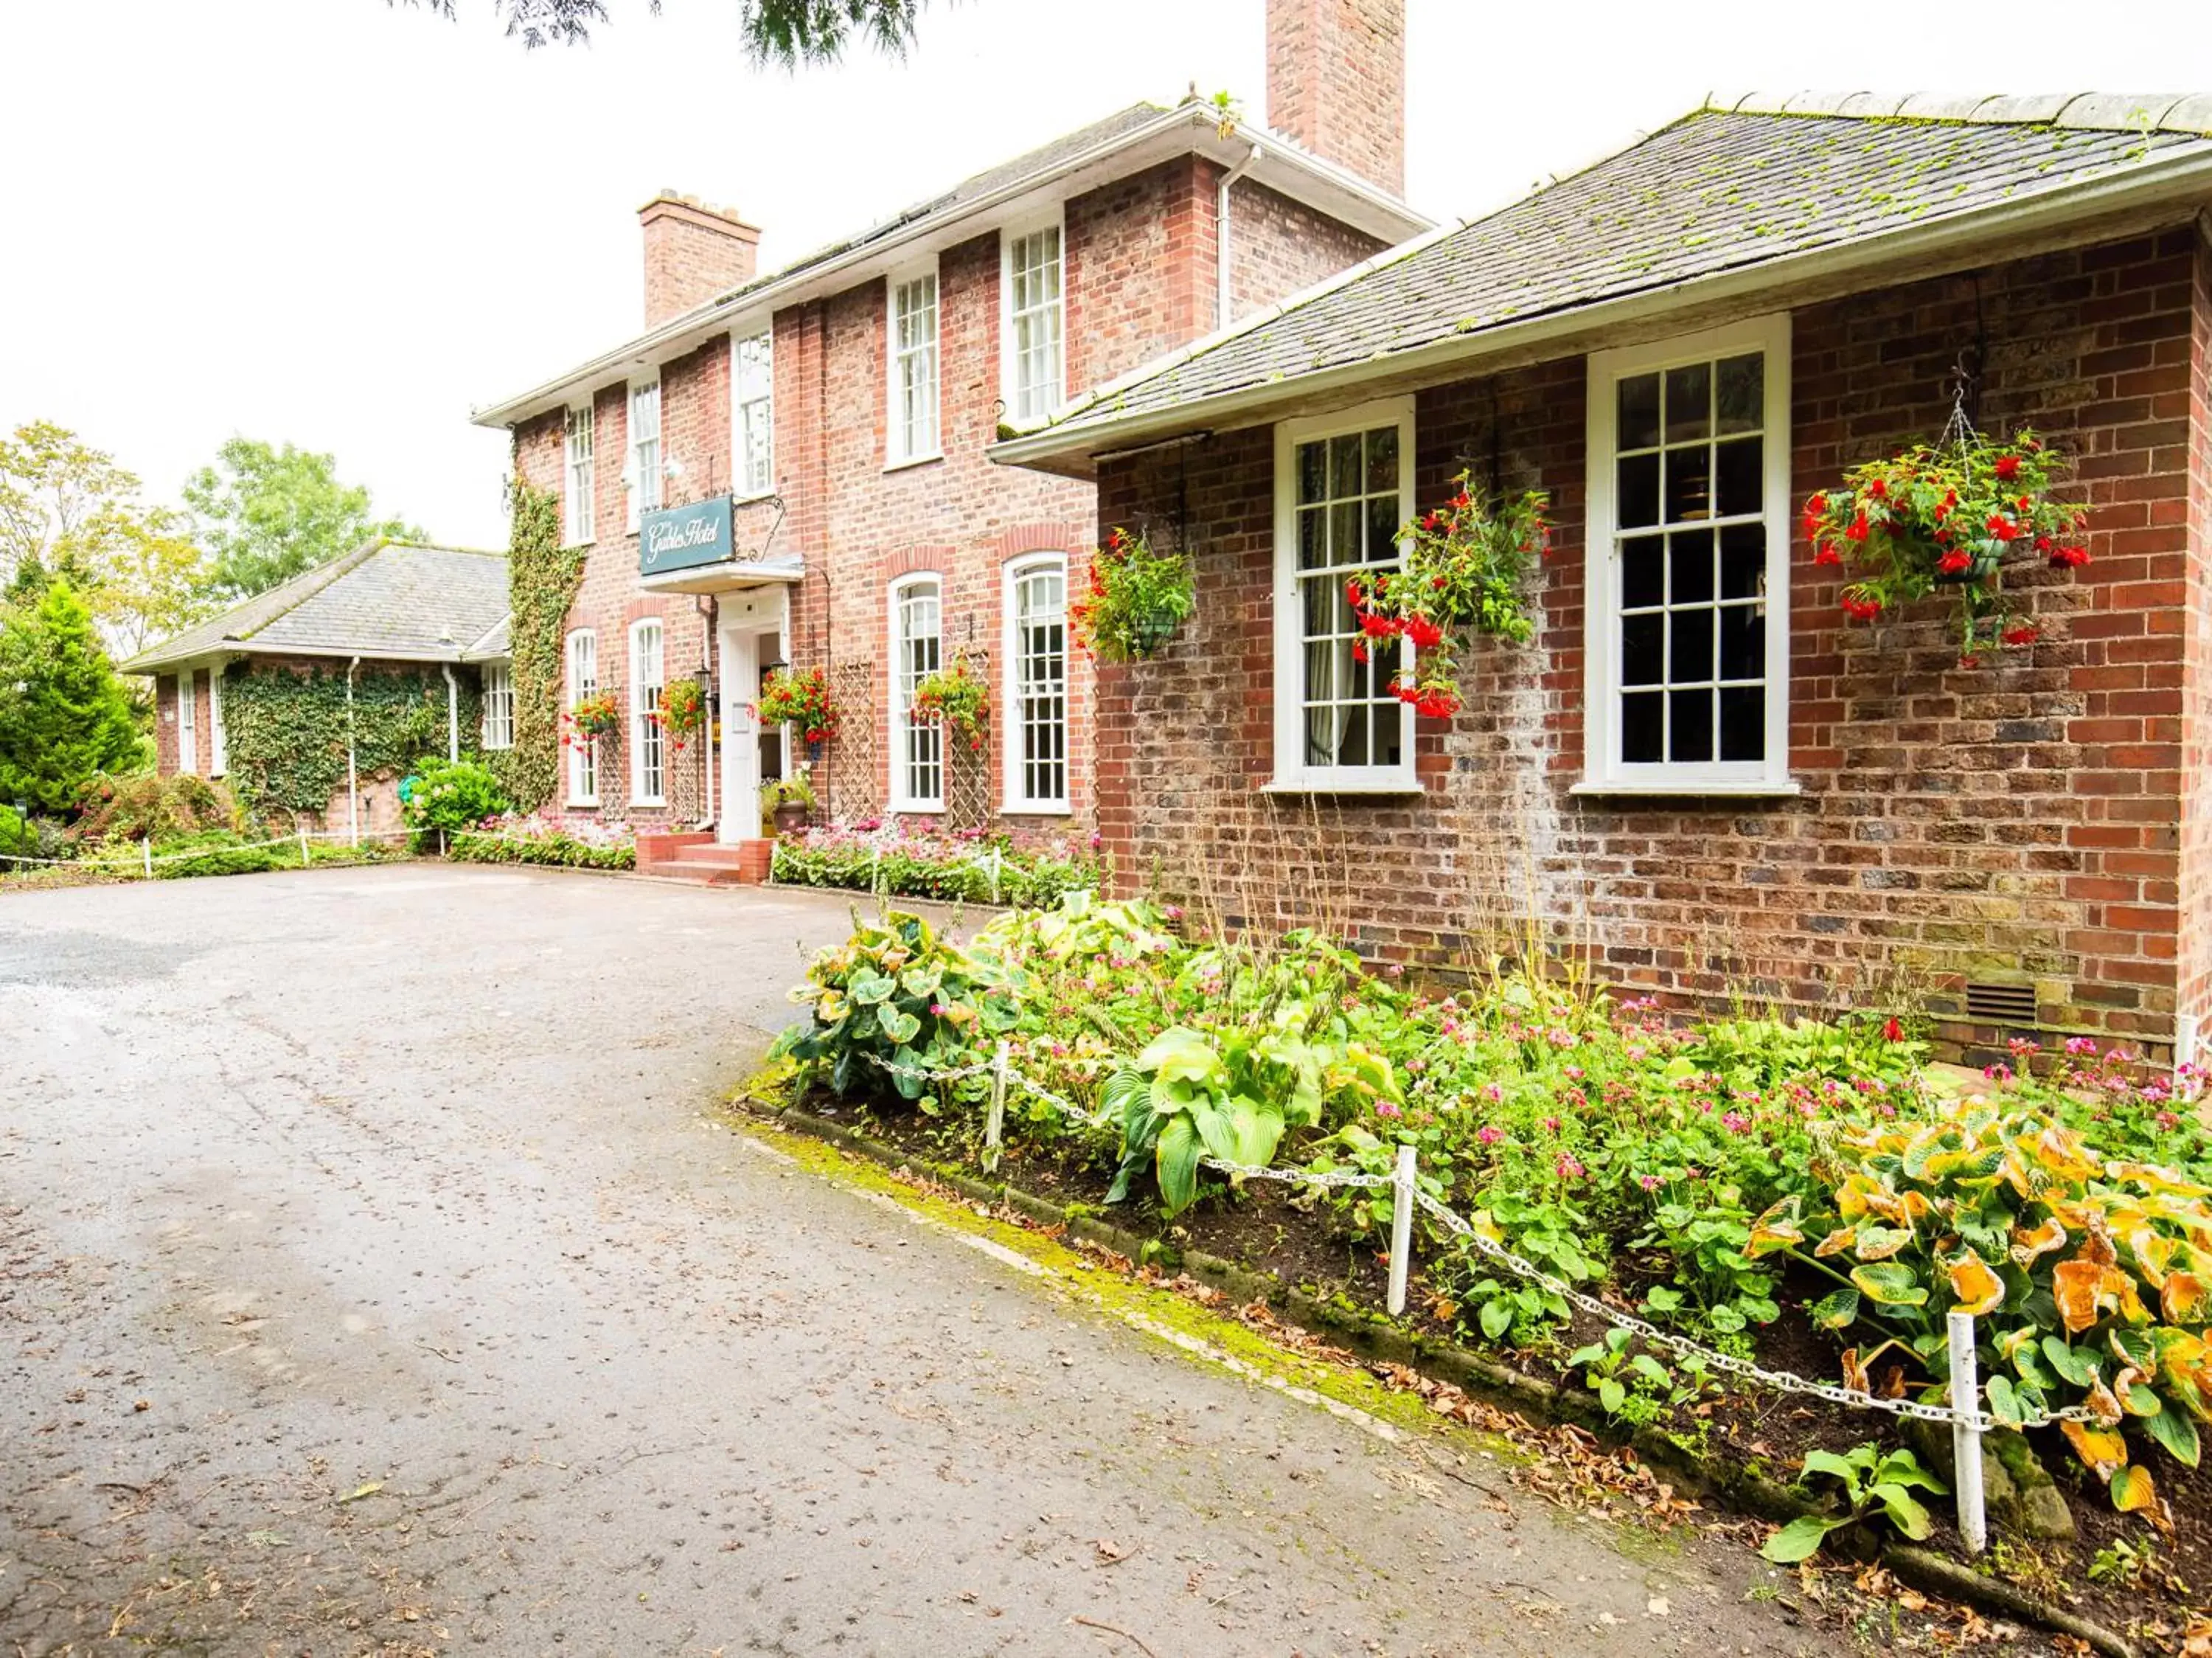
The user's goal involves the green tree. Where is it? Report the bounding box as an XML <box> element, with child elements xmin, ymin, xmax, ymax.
<box><xmin>0</xmin><ymin>581</ymin><xmax>143</xmax><ymax>814</ymax></box>
<box><xmin>0</xmin><ymin>420</ymin><xmax>216</xmax><ymax>653</ymax></box>
<box><xmin>389</xmin><ymin>0</ymin><xmax>932</xmax><ymax>61</ymax></box>
<box><xmin>183</xmin><ymin>437</ymin><xmax>424</xmax><ymax>601</ymax></box>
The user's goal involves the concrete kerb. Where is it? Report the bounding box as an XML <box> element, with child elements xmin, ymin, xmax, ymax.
<box><xmin>740</xmin><ymin>1092</ymin><xmax>2136</xmax><ymax>1658</ymax></box>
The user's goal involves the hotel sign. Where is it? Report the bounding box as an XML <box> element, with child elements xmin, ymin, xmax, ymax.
<box><xmin>639</xmin><ymin>494</ymin><xmax>734</xmax><ymax>575</ymax></box>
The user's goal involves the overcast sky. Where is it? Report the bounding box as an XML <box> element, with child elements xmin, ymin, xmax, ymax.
<box><xmin>3</xmin><ymin>1</ymin><xmax>2207</xmax><ymax>548</ymax></box>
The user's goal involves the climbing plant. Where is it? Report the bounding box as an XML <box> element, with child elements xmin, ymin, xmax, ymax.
<box><xmin>222</xmin><ymin>661</ymin><xmax>481</xmax><ymax>816</ymax></box>
<box><xmin>493</xmin><ymin>476</ymin><xmax>587</xmax><ymax>810</ymax></box>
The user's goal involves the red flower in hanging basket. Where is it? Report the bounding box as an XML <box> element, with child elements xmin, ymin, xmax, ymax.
<box><xmin>1813</xmin><ymin>544</ymin><xmax>1843</xmax><ymax>567</ymax></box>
<box><xmin>1358</xmin><ymin>611</ymin><xmax>1402</xmax><ymax>640</ymax></box>
<box><xmin>1841</xmin><ymin>592</ymin><xmax>1885</xmax><ymax>622</ymax></box>
<box><xmin>2051</xmin><ymin>545</ymin><xmax>2090</xmax><ymax>569</ymax></box>
<box><xmin>2002</xmin><ymin>625</ymin><xmax>2040</xmax><ymax>647</ymax></box>
<box><xmin>1994</xmin><ymin>454</ymin><xmax>2021</xmax><ymax>481</ymax></box>
<box><xmin>1935</xmin><ymin>550</ymin><xmax>1973</xmax><ymax>577</ymax></box>
<box><xmin>1403</xmin><ymin>614</ymin><xmax>1444</xmax><ymax>651</ymax></box>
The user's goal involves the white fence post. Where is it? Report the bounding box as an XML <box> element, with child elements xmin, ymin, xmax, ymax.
<box><xmin>299</xmin><ymin>825</ymin><xmax>310</xmax><ymax>868</ymax></box>
<box><xmin>1387</xmin><ymin>1143</ymin><xmax>1416</xmax><ymax>1317</ymax></box>
<box><xmin>141</xmin><ymin>839</ymin><xmax>153</xmax><ymax>879</ymax></box>
<box><xmin>988</xmin><ymin>847</ymin><xmax>1002</xmax><ymax>906</ymax></box>
<box><xmin>1948</xmin><ymin>1309</ymin><xmax>1987</xmax><ymax>1556</ymax></box>
<box><xmin>984</xmin><ymin>1040</ymin><xmax>1010</xmax><ymax>1170</ymax></box>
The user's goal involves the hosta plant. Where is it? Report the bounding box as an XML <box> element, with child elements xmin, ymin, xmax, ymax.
<box><xmin>1747</xmin><ymin>1092</ymin><xmax>2212</xmax><ymax>1512</ymax></box>
<box><xmin>773</xmin><ymin>909</ymin><xmax>1022</xmax><ymax>1111</ymax></box>
<box><xmin>1345</xmin><ymin>471</ymin><xmax>1549</xmax><ymax>719</ymax></box>
<box><xmin>1804</xmin><ymin>427</ymin><xmax>2089</xmax><ymax>663</ymax></box>
<box><xmin>1759</xmin><ymin>1443</ymin><xmax>1947</xmax><ymax>1563</ymax></box>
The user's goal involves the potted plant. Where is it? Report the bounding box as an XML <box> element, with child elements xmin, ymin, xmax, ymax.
<box><xmin>755</xmin><ymin>667</ymin><xmax>841</xmax><ymax>761</ymax></box>
<box><xmin>1070</xmin><ymin>526</ymin><xmax>1194</xmax><ymax>662</ymax></box>
<box><xmin>762</xmin><ymin>774</ymin><xmax>816</xmax><ymax>836</ymax></box>
<box><xmin>1804</xmin><ymin>421</ymin><xmax>2090</xmax><ymax>664</ymax></box>
<box><xmin>563</xmin><ymin>690</ymin><xmax>621</xmax><ymax>752</ymax></box>
<box><xmin>656</xmin><ymin>677</ymin><xmax>708</xmax><ymax>756</ymax></box>
<box><xmin>911</xmin><ymin>651</ymin><xmax>990</xmax><ymax>753</ymax></box>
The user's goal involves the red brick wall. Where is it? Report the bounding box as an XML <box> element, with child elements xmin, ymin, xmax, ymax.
<box><xmin>1067</xmin><ymin>158</ymin><xmax>1217</xmax><ymax>393</ymax></box>
<box><xmin>1264</xmin><ymin>0</ymin><xmax>1405</xmax><ymax>197</ymax></box>
<box><xmin>2179</xmin><ymin>229</ymin><xmax>2212</xmax><ymax>1050</ymax></box>
<box><xmin>1093</xmin><ymin>224</ymin><xmax>2206</xmax><ymax>1061</ymax></box>
<box><xmin>1226</xmin><ymin>177</ymin><xmax>1387</xmax><ymax>323</ymax></box>
<box><xmin>640</xmin><ymin>196</ymin><xmax>760</xmax><ymax>329</ymax></box>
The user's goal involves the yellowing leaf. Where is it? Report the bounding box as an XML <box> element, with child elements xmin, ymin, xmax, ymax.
<box><xmin>2061</xmin><ymin>1419</ymin><xmax>2128</xmax><ymax>1479</ymax></box>
<box><xmin>2053</xmin><ymin>1259</ymin><xmax>2112</xmax><ymax>1335</ymax></box>
<box><xmin>2167</xmin><ymin>1272</ymin><xmax>2212</xmax><ymax>1325</ymax></box>
<box><xmin>1814</xmin><ymin>1224</ymin><xmax>1858</xmax><ymax>1259</ymax></box>
<box><xmin>2010</xmin><ymin>1215</ymin><xmax>2068</xmax><ymax>1268</ymax></box>
<box><xmin>1947</xmin><ymin>1252</ymin><xmax>2004</xmax><ymax>1317</ymax></box>
<box><xmin>1851</xmin><ymin>1261</ymin><xmax>1930</xmax><ymax>1307</ymax></box>
<box><xmin>2110</xmin><ymin>1464</ymin><xmax>2158</xmax><ymax>1513</ymax></box>
<box><xmin>1854</xmin><ymin>1222</ymin><xmax>1916</xmax><ymax>1262</ymax></box>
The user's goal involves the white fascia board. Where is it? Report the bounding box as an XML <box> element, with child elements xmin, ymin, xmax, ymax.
<box><xmin>470</xmin><ymin>107</ymin><xmax>1431</xmax><ymax>431</ymax></box>
<box><xmin>990</xmin><ymin>142</ymin><xmax>2212</xmax><ymax>476</ymax></box>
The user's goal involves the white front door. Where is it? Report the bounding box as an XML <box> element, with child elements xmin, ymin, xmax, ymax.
<box><xmin>717</xmin><ymin>619</ymin><xmax>759</xmax><ymax>845</ymax></box>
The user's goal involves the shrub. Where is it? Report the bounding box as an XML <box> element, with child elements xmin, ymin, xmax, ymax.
<box><xmin>72</xmin><ymin>773</ymin><xmax>236</xmax><ymax>843</ymax></box>
<box><xmin>0</xmin><ymin>804</ymin><xmax>31</xmax><ymax>861</ymax></box>
<box><xmin>448</xmin><ymin>814</ymin><xmax>635</xmax><ymax>870</ymax></box>
<box><xmin>400</xmin><ymin>757</ymin><xmax>510</xmax><ymax>833</ymax></box>
<box><xmin>771</xmin><ymin>823</ymin><xmax>1099</xmax><ymax>909</ymax></box>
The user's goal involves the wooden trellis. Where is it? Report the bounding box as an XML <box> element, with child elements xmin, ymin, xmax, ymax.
<box><xmin>824</xmin><ymin>659</ymin><xmax>878</xmax><ymax>823</ymax></box>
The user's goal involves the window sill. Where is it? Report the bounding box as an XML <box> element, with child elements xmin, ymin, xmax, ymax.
<box><xmin>890</xmin><ymin>801</ymin><xmax>945</xmax><ymax>815</ymax></box>
<box><xmin>883</xmin><ymin>452</ymin><xmax>945</xmax><ymax>475</ymax></box>
<box><xmin>632</xmin><ymin>797</ymin><xmax>667</xmax><ymax>810</ymax></box>
<box><xmin>566</xmin><ymin>799</ymin><xmax>599</xmax><ymax>811</ymax></box>
<box><xmin>1569</xmin><ymin>778</ymin><xmax>1803</xmax><ymax>799</ymax></box>
<box><xmin>1004</xmin><ymin>802</ymin><xmax>1072</xmax><ymax>817</ymax></box>
<box><xmin>732</xmin><ymin>488</ymin><xmax>776</xmax><ymax>505</ymax></box>
<box><xmin>1262</xmin><ymin>777</ymin><xmax>1424</xmax><ymax>798</ymax></box>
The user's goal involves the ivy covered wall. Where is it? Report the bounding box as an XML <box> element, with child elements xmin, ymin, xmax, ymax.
<box><xmin>222</xmin><ymin>658</ymin><xmax>483</xmax><ymax>818</ymax></box>
<box><xmin>491</xmin><ymin>476</ymin><xmax>587</xmax><ymax>811</ymax></box>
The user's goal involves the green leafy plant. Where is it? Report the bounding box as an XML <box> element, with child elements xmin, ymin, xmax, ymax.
<box><xmin>755</xmin><ymin>666</ymin><xmax>841</xmax><ymax>743</ymax></box>
<box><xmin>72</xmin><ymin>772</ymin><xmax>237</xmax><ymax>842</ymax></box>
<box><xmin>1100</xmin><ymin>1025</ymin><xmax>1328</xmax><ymax>1215</ymax></box>
<box><xmin>1566</xmin><ymin>1328</ymin><xmax>1703</xmax><ymax>1426</ymax></box>
<box><xmin>1070</xmin><ymin>527</ymin><xmax>1193</xmax><ymax>663</ymax></box>
<box><xmin>1759</xmin><ymin>1443</ymin><xmax>1947</xmax><ymax>1562</ymax></box>
<box><xmin>655</xmin><ymin>677</ymin><xmax>708</xmax><ymax>754</ymax></box>
<box><xmin>761</xmin><ymin>775</ymin><xmax>816</xmax><ymax>812</ymax></box>
<box><xmin>492</xmin><ymin>476</ymin><xmax>588</xmax><ymax>810</ymax></box>
<box><xmin>773</xmin><ymin>909</ymin><xmax>1022</xmax><ymax>1110</ymax></box>
<box><xmin>448</xmin><ymin>814</ymin><xmax>634</xmax><ymax>870</ymax></box>
<box><xmin>771</xmin><ymin>824</ymin><xmax>1098</xmax><ymax>909</ymax></box>
<box><xmin>911</xmin><ymin>651</ymin><xmax>990</xmax><ymax>752</ymax></box>
<box><xmin>222</xmin><ymin>660</ymin><xmax>478</xmax><ymax>816</ymax></box>
<box><xmin>400</xmin><ymin>757</ymin><xmax>510</xmax><ymax>834</ymax></box>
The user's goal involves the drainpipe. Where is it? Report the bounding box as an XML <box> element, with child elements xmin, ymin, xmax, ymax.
<box><xmin>442</xmin><ymin>664</ymin><xmax>461</xmax><ymax>762</ymax></box>
<box><xmin>345</xmin><ymin>656</ymin><xmax>361</xmax><ymax>847</ymax></box>
<box><xmin>1215</xmin><ymin>142</ymin><xmax>1261</xmax><ymax>331</ymax></box>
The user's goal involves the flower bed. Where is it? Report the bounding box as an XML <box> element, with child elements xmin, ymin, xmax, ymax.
<box><xmin>447</xmin><ymin>814</ymin><xmax>636</xmax><ymax>871</ymax></box>
<box><xmin>766</xmin><ymin>896</ymin><xmax>2212</xmax><ymax>1623</ymax></box>
<box><xmin>769</xmin><ymin>823</ymin><xmax>1098</xmax><ymax>909</ymax></box>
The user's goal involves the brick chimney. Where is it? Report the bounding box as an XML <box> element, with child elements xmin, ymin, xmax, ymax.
<box><xmin>639</xmin><ymin>192</ymin><xmax>762</xmax><ymax>328</ymax></box>
<box><xmin>1264</xmin><ymin>0</ymin><xmax>1405</xmax><ymax>198</ymax></box>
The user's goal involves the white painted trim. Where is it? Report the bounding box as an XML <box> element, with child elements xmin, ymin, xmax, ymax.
<box><xmin>628</xmin><ymin>616</ymin><xmax>667</xmax><ymax>806</ymax></box>
<box><xmin>207</xmin><ymin>658</ymin><xmax>227</xmax><ymax>777</ymax></box>
<box><xmin>1270</xmin><ymin>395</ymin><xmax>1419</xmax><ymax>793</ymax></box>
<box><xmin>1582</xmin><ymin>313</ymin><xmax>1793</xmax><ymax>793</ymax></box>
<box><xmin>1001</xmin><ymin>550</ymin><xmax>1071</xmax><ymax>813</ymax></box>
<box><xmin>174</xmin><ymin>668</ymin><xmax>198</xmax><ymax>775</ymax></box>
<box><xmin>999</xmin><ymin>215</ymin><xmax>1066</xmax><ymax>423</ymax></box>
<box><xmin>887</xmin><ymin>571</ymin><xmax>945</xmax><ymax>812</ymax></box>
<box><xmin>565</xmin><ymin>627</ymin><xmax>599</xmax><ymax>807</ymax></box>
<box><xmin>886</xmin><ymin>260</ymin><xmax>941</xmax><ymax>468</ymax></box>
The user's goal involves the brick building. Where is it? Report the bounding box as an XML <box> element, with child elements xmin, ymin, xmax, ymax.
<box><xmin>470</xmin><ymin>0</ymin><xmax>1425</xmax><ymax>881</ymax></box>
<box><xmin>993</xmin><ymin>94</ymin><xmax>2212</xmax><ymax>1065</ymax></box>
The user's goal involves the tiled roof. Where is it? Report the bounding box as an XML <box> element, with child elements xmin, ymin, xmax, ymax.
<box><xmin>122</xmin><ymin>541</ymin><xmax>508</xmax><ymax>673</ymax></box>
<box><xmin>1012</xmin><ymin>94</ymin><xmax>2212</xmax><ymax>448</ymax></box>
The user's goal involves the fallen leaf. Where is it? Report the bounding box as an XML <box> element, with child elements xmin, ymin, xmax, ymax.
<box><xmin>335</xmin><ymin>1480</ymin><xmax>384</xmax><ymax>1505</ymax></box>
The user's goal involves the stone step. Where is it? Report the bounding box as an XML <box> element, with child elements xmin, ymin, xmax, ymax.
<box><xmin>656</xmin><ymin>839</ymin><xmax>774</xmax><ymax>885</ymax></box>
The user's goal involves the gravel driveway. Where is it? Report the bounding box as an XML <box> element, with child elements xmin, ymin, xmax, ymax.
<box><xmin>1</xmin><ymin>864</ymin><xmax>1885</xmax><ymax>1656</ymax></box>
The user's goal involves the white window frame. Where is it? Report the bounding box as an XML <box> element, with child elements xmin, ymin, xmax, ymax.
<box><xmin>629</xmin><ymin>617</ymin><xmax>665</xmax><ymax>807</ymax></box>
<box><xmin>1270</xmin><ymin>397</ymin><xmax>1419</xmax><ymax>794</ymax></box>
<box><xmin>566</xmin><ymin>628</ymin><xmax>599</xmax><ymax>806</ymax></box>
<box><xmin>1581</xmin><ymin>313</ymin><xmax>1795</xmax><ymax>796</ymax></box>
<box><xmin>175</xmin><ymin>668</ymin><xmax>198</xmax><ymax>776</ymax></box>
<box><xmin>564</xmin><ymin>404</ymin><xmax>596</xmax><ymax>545</ymax></box>
<box><xmin>1001</xmin><ymin>552</ymin><xmax>1070</xmax><ymax>813</ymax></box>
<box><xmin>886</xmin><ymin>263</ymin><xmax>941</xmax><ymax>468</ymax></box>
<box><xmin>627</xmin><ymin>379</ymin><xmax>661</xmax><ymax>532</ymax></box>
<box><xmin>481</xmin><ymin>662</ymin><xmax>515</xmax><ymax>751</ymax></box>
<box><xmin>888</xmin><ymin>573</ymin><xmax>944</xmax><ymax>811</ymax></box>
<box><xmin>1001</xmin><ymin>218</ymin><xmax>1065</xmax><ymax>423</ymax></box>
<box><xmin>731</xmin><ymin>329</ymin><xmax>773</xmax><ymax>499</ymax></box>
<box><xmin>208</xmin><ymin>661</ymin><xmax>227</xmax><ymax>777</ymax></box>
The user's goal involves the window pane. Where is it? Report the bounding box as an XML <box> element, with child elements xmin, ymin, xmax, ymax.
<box><xmin>1621</xmin><ymin>614</ymin><xmax>1663</xmax><ymax>686</ymax></box>
<box><xmin>1719</xmin><ymin>524</ymin><xmax>1764</xmax><ymax>599</ymax></box>
<box><xmin>1714</xmin><ymin>437</ymin><xmax>1763</xmax><ymax>518</ymax></box>
<box><xmin>1621</xmin><ymin>535</ymin><xmax>1664</xmax><ymax>608</ymax></box>
<box><xmin>1297</xmin><ymin>440</ymin><xmax>1326</xmax><ymax>504</ymax></box>
<box><xmin>1301</xmin><ymin>575</ymin><xmax>1336</xmax><ymax>637</ymax></box>
<box><xmin>1303</xmin><ymin>636</ymin><xmax>1335</xmax><ymax>709</ymax></box>
<box><xmin>1370</xmin><ymin>701</ymin><xmax>1402</xmax><ymax>768</ymax></box>
<box><xmin>1298</xmin><ymin>506</ymin><xmax>1326</xmax><ymax>570</ymax></box>
<box><xmin>1330</xmin><ymin>501</ymin><xmax>1362</xmax><ymax>566</ymax></box>
<box><xmin>1617</xmin><ymin>452</ymin><xmax>1660</xmax><ymax>529</ymax></box>
<box><xmin>1719</xmin><ymin>603</ymin><xmax>1764</xmax><ymax>681</ymax></box>
<box><xmin>1338</xmin><ymin>700</ymin><xmax>1369</xmax><ymax>766</ymax></box>
<box><xmin>1365</xmin><ymin>425</ymin><xmax>1399</xmax><ymax>493</ymax></box>
<box><xmin>1669</xmin><ymin>688</ymin><xmax>1713</xmax><ymax>762</ymax></box>
<box><xmin>1719</xmin><ymin>686</ymin><xmax>1764</xmax><ymax>762</ymax></box>
<box><xmin>1669</xmin><ymin>530</ymin><xmax>1714</xmax><ymax>603</ymax></box>
<box><xmin>1716</xmin><ymin>353</ymin><xmax>1762</xmax><ymax>435</ymax></box>
<box><xmin>1663</xmin><ymin>445</ymin><xmax>1711</xmax><ymax>523</ymax></box>
<box><xmin>1669</xmin><ymin>608</ymin><xmax>1714</xmax><ymax>684</ymax></box>
<box><xmin>1621</xmin><ymin>692</ymin><xmax>1663</xmax><ymax>763</ymax></box>
<box><xmin>1365</xmin><ymin>496</ymin><xmax>1399</xmax><ymax>563</ymax></box>
<box><xmin>1618</xmin><ymin>372</ymin><xmax>1660</xmax><ymax>451</ymax></box>
<box><xmin>1329</xmin><ymin>434</ymin><xmax>1362</xmax><ymax>500</ymax></box>
<box><xmin>1663</xmin><ymin>364</ymin><xmax>1710</xmax><ymax>443</ymax></box>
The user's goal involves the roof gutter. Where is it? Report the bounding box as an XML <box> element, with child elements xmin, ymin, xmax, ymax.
<box><xmin>470</xmin><ymin>111</ymin><xmax>1430</xmax><ymax>430</ymax></box>
<box><xmin>991</xmin><ymin>141</ymin><xmax>2212</xmax><ymax>474</ymax></box>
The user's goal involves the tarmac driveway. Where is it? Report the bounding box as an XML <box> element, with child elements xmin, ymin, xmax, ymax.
<box><xmin>1</xmin><ymin>863</ymin><xmax>1898</xmax><ymax>1656</ymax></box>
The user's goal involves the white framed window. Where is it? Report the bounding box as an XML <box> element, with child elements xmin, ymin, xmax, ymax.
<box><xmin>1583</xmin><ymin>315</ymin><xmax>1792</xmax><ymax>794</ymax></box>
<box><xmin>630</xmin><ymin>618</ymin><xmax>665</xmax><ymax>805</ymax></box>
<box><xmin>566</xmin><ymin>628</ymin><xmax>598</xmax><ymax>805</ymax></box>
<box><xmin>208</xmin><ymin>663</ymin><xmax>227</xmax><ymax>777</ymax></box>
<box><xmin>887</xmin><ymin>266</ymin><xmax>939</xmax><ymax>466</ymax></box>
<box><xmin>1270</xmin><ymin>398</ymin><xmax>1418</xmax><ymax>791</ymax></box>
<box><xmin>627</xmin><ymin>380</ymin><xmax>661</xmax><ymax>531</ymax></box>
<box><xmin>733</xmin><ymin>330</ymin><xmax>773</xmax><ymax>499</ymax></box>
<box><xmin>1002</xmin><ymin>222</ymin><xmax>1064</xmax><ymax>422</ymax></box>
<box><xmin>564</xmin><ymin>404</ymin><xmax>595</xmax><ymax>545</ymax></box>
<box><xmin>481</xmin><ymin>662</ymin><xmax>515</xmax><ymax>750</ymax></box>
<box><xmin>175</xmin><ymin>669</ymin><xmax>198</xmax><ymax>776</ymax></box>
<box><xmin>888</xmin><ymin>575</ymin><xmax>943</xmax><ymax>810</ymax></box>
<box><xmin>1003</xmin><ymin>553</ymin><xmax>1068</xmax><ymax>811</ymax></box>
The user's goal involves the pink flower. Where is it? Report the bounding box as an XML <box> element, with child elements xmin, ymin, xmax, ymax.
<box><xmin>1638</xmin><ymin>1173</ymin><xmax>1662</xmax><ymax>1192</ymax></box>
<box><xmin>1542</xmin><ymin>1115</ymin><xmax>1561</xmax><ymax>1134</ymax></box>
<box><xmin>2064</xmin><ymin>1036</ymin><xmax>2099</xmax><ymax>1056</ymax></box>
<box><xmin>1375</xmin><ymin>1100</ymin><xmax>1403</xmax><ymax>1120</ymax></box>
<box><xmin>1478</xmin><ymin>1125</ymin><xmax>1504</xmax><ymax>1145</ymax></box>
<box><xmin>1721</xmin><ymin>1111</ymin><xmax>1750</xmax><ymax>1134</ymax></box>
<box><xmin>1556</xmin><ymin>1154</ymin><xmax>1585</xmax><ymax>1179</ymax></box>
<box><xmin>1481</xmin><ymin>1081</ymin><xmax>1504</xmax><ymax>1104</ymax></box>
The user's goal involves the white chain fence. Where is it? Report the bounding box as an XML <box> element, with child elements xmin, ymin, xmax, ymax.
<box><xmin>801</xmin><ymin>1038</ymin><xmax>2154</xmax><ymax>1555</ymax></box>
<box><xmin>0</xmin><ymin>822</ymin><xmax>648</xmax><ymax>878</ymax></box>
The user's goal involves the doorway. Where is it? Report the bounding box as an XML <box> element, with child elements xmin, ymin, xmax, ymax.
<box><xmin>714</xmin><ymin>590</ymin><xmax>791</xmax><ymax>844</ymax></box>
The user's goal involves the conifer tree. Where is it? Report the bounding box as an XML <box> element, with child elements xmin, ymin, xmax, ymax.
<box><xmin>0</xmin><ymin>582</ymin><xmax>143</xmax><ymax>814</ymax></box>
